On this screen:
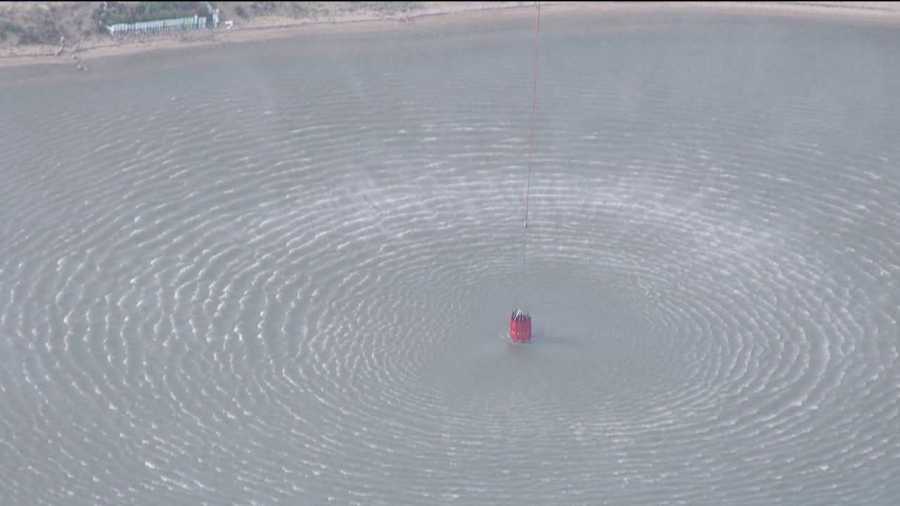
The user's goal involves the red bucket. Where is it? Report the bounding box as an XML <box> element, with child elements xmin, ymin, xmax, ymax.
<box><xmin>509</xmin><ymin>310</ymin><xmax>532</xmax><ymax>343</ymax></box>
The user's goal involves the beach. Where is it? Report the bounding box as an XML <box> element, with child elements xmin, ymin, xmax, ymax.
<box><xmin>2</xmin><ymin>2</ymin><xmax>900</xmax><ymax>70</ymax></box>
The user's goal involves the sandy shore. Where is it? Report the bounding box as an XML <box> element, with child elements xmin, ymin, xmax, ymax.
<box><xmin>2</xmin><ymin>1</ymin><xmax>900</xmax><ymax>69</ymax></box>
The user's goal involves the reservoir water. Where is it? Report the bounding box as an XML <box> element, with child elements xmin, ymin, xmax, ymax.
<box><xmin>1</xmin><ymin>9</ymin><xmax>899</xmax><ymax>505</ymax></box>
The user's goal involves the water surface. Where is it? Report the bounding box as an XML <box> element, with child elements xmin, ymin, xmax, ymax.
<box><xmin>1</xmin><ymin>10</ymin><xmax>899</xmax><ymax>505</ymax></box>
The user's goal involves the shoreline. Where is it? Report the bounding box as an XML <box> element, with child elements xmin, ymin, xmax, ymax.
<box><xmin>1</xmin><ymin>2</ymin><xmax>900</xmax><ymax>70</ymax></box>
<box><xmin>1</xmin><ymin>1</ymin><xmax>538</xmax><ymax>69</ymax></box>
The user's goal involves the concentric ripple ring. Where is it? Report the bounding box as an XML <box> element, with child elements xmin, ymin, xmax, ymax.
<box><xmin>1</xmin><ymin>9</ymin><xmax>899</xmax><ymax>506</ymax></box>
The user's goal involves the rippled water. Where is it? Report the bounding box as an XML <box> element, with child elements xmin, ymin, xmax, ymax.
<box><xmin>1</xmin><ymin>10</ymin><xmax>899</xmax><ymax>505</ymax></box>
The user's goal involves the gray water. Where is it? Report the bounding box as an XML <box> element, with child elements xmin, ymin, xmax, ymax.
<box><xmin>1</xmin><ymin>10</ymin><xmax>899</xmax><ymax>505</ymax></box>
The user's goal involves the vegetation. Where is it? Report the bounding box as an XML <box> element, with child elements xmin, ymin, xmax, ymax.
<box><xmin>0</xmin><ymin>6</ymin><xmax>64</xmax><ymax>46</ymax></box>
<box><xmin>0</xmin><ymin>2</ymin><xmax>427</xmax><ymax>49</ymax></box>
<box><xmin>0</xmin><ymin>2</ymin><xmax>99</xmax><ymax>46</ymax></box>
<box><xmin>0</xmin><ymin>19</ymin><xmax>22</xmax><ymax>44</ymax></box>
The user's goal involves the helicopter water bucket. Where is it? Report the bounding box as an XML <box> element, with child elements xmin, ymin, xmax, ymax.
<box><xmin>509</xmin><ymin>309</ymin><xmax>532</xmax><ymax>343</ymax></box>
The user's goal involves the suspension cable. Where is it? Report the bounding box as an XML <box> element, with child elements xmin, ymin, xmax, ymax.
<box><xmin>520</xmin><ymin>1</ymin><xmax>541</xmax><ymax>276</ymax></box>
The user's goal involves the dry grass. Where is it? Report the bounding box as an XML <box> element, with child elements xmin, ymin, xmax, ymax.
<box><xmin>0</xmin><ymin>2</ymin><xmax>423</xmax><ymax>48</ymax></box>
<box><xmin>0</xmin><ymin>2</ymin><xmax>100</xmax><ymax>45</ymax></box>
